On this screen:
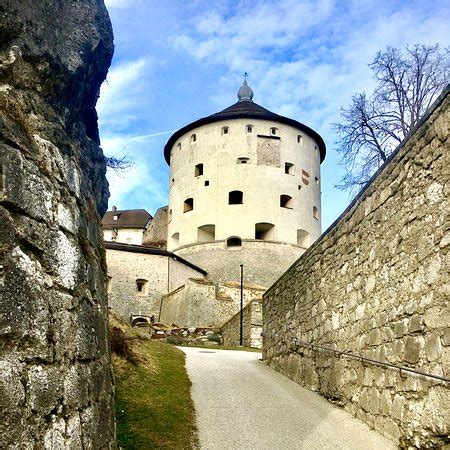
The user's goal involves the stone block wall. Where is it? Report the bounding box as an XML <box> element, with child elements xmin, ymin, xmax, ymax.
<box><xmin>0</xmin><ymin>1</ymin><xmax>116</xmax><ymax>447</ymax></box>
<box><xmin>160</xmin><ymin>278</ymin><xmax>265</xmax><ymax>327</ymax></box>
<box><xmin>106</xmin><ymin>244</ymin><xmax>206</xmax><ymax>321</ymax></box>
<box><xmin>263</xmin><ymin>89</ymin><xmax>449</xmax><ymax>448</ymax></box>
<box><xmin>221</xmin><ymin>300</ymin><xmax>263</xmax><ymax>348</ymax></box>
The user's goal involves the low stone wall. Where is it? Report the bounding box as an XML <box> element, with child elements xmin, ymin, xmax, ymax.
<box><xmin>160</xmin><ymin>278</ymin><xmax>265</xmax><ymax>328</ymax></box>
<box><xmin>221</xmin><ymin>300</ymin><xmax>262</xmax><ymax>348</ymax></box>
<box><xmin>263</xmin><ymin>89</ymin><xmax>449</xmax><ymax>448</ymax></box>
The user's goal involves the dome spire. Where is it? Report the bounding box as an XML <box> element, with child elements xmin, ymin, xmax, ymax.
<box><xmin>237</xmin><ymin>72</ymin><xmax>254</xmax><ymax>102</ymax></box>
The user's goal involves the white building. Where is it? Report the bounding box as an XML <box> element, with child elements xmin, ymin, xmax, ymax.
<box><xmin>165</xmin><ymin>79</ymin><xmax>326</xmax><ymax>286</ymax></box>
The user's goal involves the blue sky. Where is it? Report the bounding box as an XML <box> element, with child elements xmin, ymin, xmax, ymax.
<box><xmin>98</xmin><ymin>0</ymin><xmax>449</xmax><ymax>230</ymax></box>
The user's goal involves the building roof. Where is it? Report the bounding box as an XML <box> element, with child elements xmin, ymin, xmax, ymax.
<box><xmin>102</xmin><ymin>209</ymin><xmax>152</xmax><ymax>230</ymax></box>
<box><xmin>163</xmin><ymin>80</ymin><xmax>326</xmax><ymax>164</ymax></box>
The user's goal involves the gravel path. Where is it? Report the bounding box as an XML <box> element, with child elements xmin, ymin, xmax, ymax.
<box><xmin>180</xmin><ymin>347</ymin><xmax>395</xmax><ymax>450</ymax></box>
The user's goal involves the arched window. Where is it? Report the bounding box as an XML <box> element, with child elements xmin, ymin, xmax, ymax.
<box><xmin>222</xmin><ymin>126</ymin><xmax>229</xmax><ymax>135</ymax></box>
<box><xmin>226</xmin><ymin>237</ymin><xmax>242</xmax><ymax>249</ymax></box>
<box><xmin>255</xmin><ymin>223</ymin><xmax>275</xmax><ymax>240</ymax></box>
<box><xmin>191</xmin><ymin>134</ymin><xmax>197</xmax><ymax>142</ymax></box>
<box><xmin>171</xmin><ymin>232</ymin><xmax>179</xmax><ymax>247</ymax></box>
<box><xmin>280</xmin><ymin>195</ymin><xmax>293</xmax><ymax>209</ymax></box>
<box><xmin>237</xmin><ymin>157</ymin><xmax>250</xmax><ymax>164</ymax></box>
<box><xmin>270</xmin><ymin>127</ymin><xmax>278</xmax><ymax>135</ymax></box>
<box><xmin>297</xmin><ymin>135</ymin><xmax>303</xmax><ymax>145</ymax></box>
<box><xmin>229</xmin><ymin>190</ymin><xmax>243</xmax><ymax>204</ymax></box>
<box><xmin>297</xmin><ymin>229</ymin><xmax>310</xmax><ymax>248</ymax></box>
<box><xmin>195</xmin><ymin>163</ymin><xmax>204</xmax><ymax>176</ymax></box>
<box><xmin>313</xmin><ymin>206</ymin><xmax>319</xmax><ymax>220</ymax></box>
<box><xmin>183</xmin><ymin>198</ymin><xmax>194</xmax><ymax>212</ymax></box>
<box><xmin>197</xmin><ymin>224</ymin><xmax>215</xmax><ymax>242</ymax></box>
<box><xmin>136</xmin><ymin>278</ymin><xmax>148</xmax><ymax>295</ymax></box>
<box><xmin>177</xmin><ymin>142</ymin><xmax>181</xmax><ymax>150</ymax></box>
<box><xmin>246</xmin><ymin>124</ymin><xmax>253</xmax><ymax>133</ymax></box>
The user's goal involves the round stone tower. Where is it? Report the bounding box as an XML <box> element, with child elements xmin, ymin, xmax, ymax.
<box><xmin>164</xmin><ymin>78</ymin><xmax>326</xmax><ymax>287</ymax></box>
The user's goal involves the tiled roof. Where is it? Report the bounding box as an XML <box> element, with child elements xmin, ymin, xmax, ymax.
<box><xmin>102</xmin><ymin>209</ymin><xmax>152</xmax><ymax>229</ymax></box>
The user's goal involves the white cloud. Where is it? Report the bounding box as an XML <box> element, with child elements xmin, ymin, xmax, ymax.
<box><xmin>104</xmin><ymin>0</ymin><xmax>130</xmax><ymax>8</ymax></box>
<box><xmin>97</xmin><ymin>58</ymin><xmax>150</xmax><ymax>128</ymax></box>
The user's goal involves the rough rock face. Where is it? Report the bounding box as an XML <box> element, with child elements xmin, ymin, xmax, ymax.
<box><xmin>0</xmin><ymin>1</ymin><xmax>115</xmax><ymax>447</ymax></box>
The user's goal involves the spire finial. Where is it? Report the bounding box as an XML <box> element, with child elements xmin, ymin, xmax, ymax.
<box><xmin>237</xmin><ymin>73</ymin><xmax>253</xmax><ymax>102</ymax></box>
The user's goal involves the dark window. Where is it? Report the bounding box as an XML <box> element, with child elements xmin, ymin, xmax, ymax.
<box><xmin>228</xmin><ymin>190</ymin><xmax>243</xmax><ymax>204</ymax></box>
<box><xmin>285</xmin><ymin>162</ymin><xmax>294</xmax><ymax>175</ymax></box>
<box><xmin>298</xmin><ymin>185</ymin><xmax>302</xmax><ymax>190</ymax></box>
<box><xmin>191</xmin><ymin>134</ymin><xmax>196</xmax><ymax>142</ymax></box>
<box><xmin>184</xmin><ymin>198</ymin><xmax>194</xmax><ymax>212</ymax></box>
<box><xmin>237</xmin><ymin>157</ymin><xmax>250</xmax><ymax>164</ymax></box>
<box><xmin>136</xmin><ymin>279</ymin><xmax>148</xmax><ymax>294</ymax></box>
<box><xmin>270</xmin><ymin>127</ymin><xmax>278</xmax><ymax>135</ymax></box>
<box><xmin>205</xmin><ymin>180</ymin><xmax>210</xmax><ymax>186</ymax></box>
<box><xmin>246</xmin><ymin>124</ymin><xmax>253</xmax><ymax>133</ymax></box>
<box><xmin>313</xmin><ymin>206</ymin><xmax>319</xmax><ymax>219</ymax></box>
<box><xmin>222</xmin><ymin>126</ymin><xmax>229</xmax><ymax>135</ymax></box>
<box><xmin>280</xmin><ymin>195</ymin><xmax>293</xmax><ymax>209</ymax></box>
<box><xmin>195</xmin><ymin>164</ymin><xmax>204</xmax><ymax>176</ymax></box>
<box><xmin>297</xmin><ymin>135</ymin><xmax>303</xmax><ymax>145</ymax></box>
<box><xmin>255</xmin><ymin>223</ymin><xmax>274</xmax><ymax>240</ymax></box>
<box><xmin>226</xmin><ymin>237</ymin><xmax>242</xmax><ymax>248</ymax></box>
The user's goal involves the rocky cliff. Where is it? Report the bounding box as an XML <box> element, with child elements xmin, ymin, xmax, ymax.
<box><xmin>0</xmin><ymin>0</ymin><xmax>116</xmax><ymax>447</ymax></box>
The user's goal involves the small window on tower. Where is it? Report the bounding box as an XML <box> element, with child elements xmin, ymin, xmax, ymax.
<box><xmin>184</xmin><ymin>198</ymin><xmax>194</xmax><ymax>212</ymax></box>
<box><xmin>313</xmin><ymin>206</ymin><xmax>319</xmax><ymax>220</ymax></box>
<box><xmin>222</xmin><ymin>126</ymin><xmax>229</xmax><ymax>135</ymax></box>
<box><xmin>246</xmin><ymin>124</ymin><xmax>253</xmax><ymax>133</ymax></box>
<box><xmin>270</xmin><ymin>127</ymin><xmax>278</xmax><ymax>135</ymax></box>
<box><xmin>226</xmin><ymin>237</ymin><xmax>242</xmax><ymax>249</ymax></box>
<box><xmin>195</xmin><ymin>164</ymin><xmax>204</xmax><ymax>177</ymax></box>
<box><xmin>205</xmin><ymin>180</ymin><xmax>210</xmax><ymax>186</ymax></box>
<box><xmin>177</xmin><ymin>143</ymin><xmax>181</xmax><ymax>150</ymax></box>
<box><xmin>297</xmin><ymin>135</ymin><xmax>303</xmax><ymax>145</ymax></box>
<box><xmin>228</xmin><ymin>190</ymin><xmax>243</xmax><ymax>205</ymax></box>
<box><xmin>171</xmin><ymin>178</ymin><xmax>174</xmax><ymax>186</ymax></box>
<box><xmin>237</xmin><ymin>157</ymin><xmax>250</xmax><ymax>164</ymax></box>
<box><xmin>191</xmin><ymin>134</ymin><xmax>197</xmax><ymax>142</ymax></box>
<box><xmin>280</xmin><ymin>195</ymin><xmax>293</xmax><ymax>209</ymax></box>
<box><xmin>285</xmin><ymin>163</ymin><xmax>294</xmax><ymax>175</ymax></box>
<box><xmin>315</xmin><ymin>176</ymin><xmax>319</xmax><ymax>186</ymax></box>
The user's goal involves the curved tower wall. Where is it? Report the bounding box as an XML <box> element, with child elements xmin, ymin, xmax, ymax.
<box><xmin>167</xmin><ymin>117</ymin><xmax>322</xmax><ymax>286</ymax></box>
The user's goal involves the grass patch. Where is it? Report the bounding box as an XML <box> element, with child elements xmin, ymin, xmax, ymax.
<box><xmin>110</xmin><ymin>314</ymin><xmax>198</xmax><ymax>449</ymax></box>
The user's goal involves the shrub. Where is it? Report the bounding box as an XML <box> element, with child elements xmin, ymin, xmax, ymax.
<box><xmin>207</xmin><ymin>334</ymin><xmax>221</xmax><ymax>344</ymax></box>
<box><xmin>110</xmin><ymin>326</ymin><xmax>139</xmax><ymax>365</ymax></box>
<box><xmin>166</xmin><ymin>335</ymin><xmax>184</xmax><ymax>345</ymax></box>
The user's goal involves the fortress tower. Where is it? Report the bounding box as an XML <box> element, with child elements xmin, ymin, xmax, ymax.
<box><xmin>164</xmin><ymin>78</ymin><xmax>326</xmax><ymax>287</ymax></box>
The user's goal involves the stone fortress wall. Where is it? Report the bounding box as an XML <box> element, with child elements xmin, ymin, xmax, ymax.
<box><xmin>221</xmin><ymin>300</ymin><xmax>263</xmax><ymax>348</ymax></box>
<box><xmin>0</xmin><ymin>0</ymin><xmax>116</xmax><ymax>447</ymax></box>
<box><xmin>160</xmin><ymin>278</ymin><xmax>265</xmax><ymax>328</ymax></box>
<box><xmin>263</xmin><ymin>89</ymin><xmax>449</xmax><ymax>447</ymax></box>
<box><xmin>106</xmin><ymin>243</ymin><xmax>206</xmax><ymax>321</ymax></box>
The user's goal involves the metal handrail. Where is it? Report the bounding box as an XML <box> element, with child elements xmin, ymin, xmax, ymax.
<box><xmin>263</xmin><ymin>332</ymin><xmax>450</xmax><ymax>383</ymax></box>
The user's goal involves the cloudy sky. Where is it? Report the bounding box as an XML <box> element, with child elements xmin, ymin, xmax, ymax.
<box><xmin>98</xmin><ymin>0</ymin><xmax>449</xmax><ymax>229</ymax></box>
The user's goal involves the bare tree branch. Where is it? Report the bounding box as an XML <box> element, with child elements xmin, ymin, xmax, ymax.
<box><xmin>334</xmin><ymin>44</ymin><xmax>449</xmax><ymax>193</ymax></box>
<box><xmin>104</xmin><ymin>154</ymin><xmax>133</xmax><ymax>174</ymax></box>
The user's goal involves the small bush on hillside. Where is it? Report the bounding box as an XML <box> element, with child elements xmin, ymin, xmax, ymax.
<box><xmin>166</xmin><ymin>335</ymin><xmax>184</xmax><ymax>345</ymax></box>
<box><xmin>207</xmin><ymin>334</ymin><xmax>221</xmax><ymax>344</ymax></box>
<box><xmin>110</xmin><ymin>326</ymin><xmax>139</xmax><ymax>365</ymax></box>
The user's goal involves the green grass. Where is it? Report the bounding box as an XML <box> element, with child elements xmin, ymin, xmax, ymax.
<box><xmin>111</xmin><ymin>316</ymin><xmax>198</xmax><ymax>449</ymax></box>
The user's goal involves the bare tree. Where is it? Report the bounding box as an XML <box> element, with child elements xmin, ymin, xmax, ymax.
<box><xmin>334</xmin><ymin>44</ymin><xmax>449</xmax><ymax>191</ymax></box>
<box><xmin>104</xmin><ymin>154</ymin><xmax>133</xmax><ymax>173</ymax></box>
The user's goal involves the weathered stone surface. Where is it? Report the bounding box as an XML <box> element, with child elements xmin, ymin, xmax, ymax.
<box><xmin>0</xmin><ymin>1</ymin><xmax>115</xmax><ymax>447</ymax></box>
<box><xmin>263</xmin><ymin>89</ymin><xmax>449</xmax><ymax>448</ymax></box>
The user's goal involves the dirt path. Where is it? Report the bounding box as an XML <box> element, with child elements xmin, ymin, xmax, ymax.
<box><xmin>181</xmin><ymin>347</ymin><xmax>394</xmax><ymax>450</ymax></box>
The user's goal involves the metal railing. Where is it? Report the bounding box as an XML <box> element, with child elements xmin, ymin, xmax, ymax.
<box><xmin>263</xmin><ymin>332</ymin><xmax>450</xmax><ymax>383</ymax></box>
